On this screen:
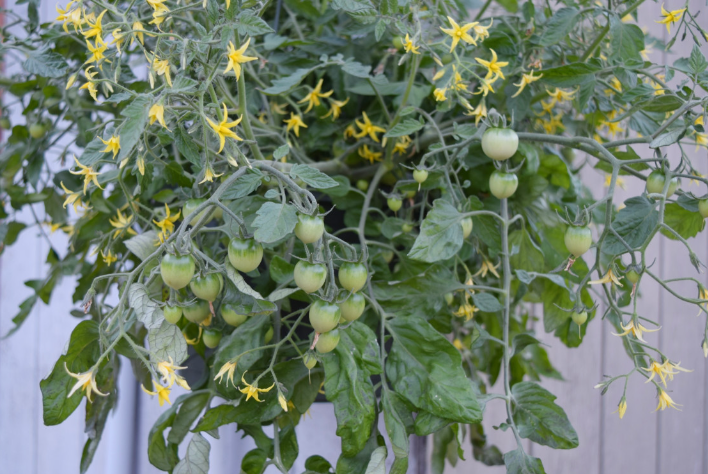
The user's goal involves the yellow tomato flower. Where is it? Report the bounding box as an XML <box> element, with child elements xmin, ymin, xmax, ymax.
<box><xmin>475</xmin><ymin>49</ymin><xmax>508</xmax><ymax>80</ymax></box>
<box><xmin>101</xmin><ymin>250</ymin><xmax>117</xmax><ymax>265</ymax></box>
<box><xmin>149</xmin><ymin>103</ymin><xmax>168</xmax><ymax>129</ymax></box>
<box><xmin>358</xmin><ymin>145</ymin><xmax>383</xmax><ymax>163</ymax></box>
<box><xmin>82</xmin><ymin>9</ymin><xmax>107</xmax><ymax>40</ymax></box>
<box><xmin>111</xmin><ymin>29</ymin><xmax>125</xmax><ymax>53</ymax></box>
<box><xmin>343</xmin><ymin>123</ymin><xmax>356</xmax><ymax>139</ymax></box>
<box><xmin>60</xmin><ymin>181</ymin><xmax>88</xmax><ymax>212</ymax></box>
<box><xmin>141</xmin><ymin>380</ymin><xmax>172</xmax><ymax>406</ymax></box>
<box><xmin>131</xmin><ymin>21</ymin><xmax>148</xmax><ymax>45</ymax></box>
<box><xmin>65</xmin><ymin>365</ymin><xmax>107</xmax><ymax>402</ymax></box>
<box><xmin>655</xmin><ymin>388</ymin><xmax>681</xmax><ymax>411</ymax></box>
<box><xmin>354</xmin><ymin>112</ymin><xmax>386</xmax><ymax>142</ymax></box>
<box><xmin>465</xmin><ymin>101</ymin><xmax>487</xmax><ymax>126</ymax></box>
<box><xmin>80</xmin><ymin>79</ymin><xmax>99</xmax><ymax>101</ymax></box>
<box><xmin>199</xmin><ymin>163</ymin><xmax>224</xmax><ymax>184</ymax></box>
<box><xmin>453</xmin><ymin>338</ymin><xmax>464</xmax><ymax>350</ymax></box>
<box><xmin>613</xmin><ymin>319</ymin><xmax>660</xmax><ymax>343</ymax></box>
<box><xmin>322</xmin><ymin>97</ymin><xmax>349</xmax><ymax>121</ymax></box>
<box><xmin>473</xmin><ymin>77</ymin><xmax>496</xmax><ymax>97</ymax></box>
<box><xmin>207</xmin><ymin>103</ymin><xmax>243</xmax><ymax>152</ymax></box>
<box><xmin>69</xmin><ymin>156</ymin><xmax>103</xmax><ymax>194</ymax></box>
<box><xmin>474</xmin><ymin>258</ymin><xmax>500</xmax><ymax>278</ymax></box>
<box><xmin>56</xmin><ymin>1</ymin><xmax>82</xmax><ymax>33</ymax></box>
<box><xmin>157</xmin><ymin>357</ymin><xmax>190</xmax><ymax>390</ymax></box>
<box><xmin>604</xmin><ymin>175</ymin><xmax>626</xmax><ymax>189</ymax></box>
<box><xmin>616</xmin><ymin>397</ymin><xmax>627</xmax><ymax>419</ymax></box>
<box><xmin>271</xmin><ymin>102</ymin><xmax>288</xmax><ymax>115</ymax></box>
<box><xmin>224</xmin><ymin>38</ymin><xmax>258</xmax><ymax>79</ymax></box>
<box><xmin>656</xmin><ymin>4</ymin><xmax>686</xmax><ymax>33</ymax></box>
<box><xmin>547</xmin><ymin>87</ymin><xmax>575</xmax><ymax>102</ymax></box>
<box><xmin>642</xmin><ymin>359</ymin><xmax>692</xmax><ymax>387</ymax></box>
<box><xmin>512</xmin><ymin>71</ymin><xmax>543</xmax><ymax>98</ymax></box>
<box><xmin>108</xmin><ymin>209</ymin><xmax>136</xmax><ymax>238</ymax></box>
<box><xmin>153</xmin><ymin>204</ymin><xmax>180</xmax><ymax>242</ymax></box>
<box><xmin>214</xmin><ymin>361</ymin><xmax>238</xmax><ymax>387</ymax></box>
<box><xmin>278</xmin><ymin>393</ymin><xmax>288</xmax><ymax>412</ymax></box>
<box><xmin>393</xmin><ymin>136</ymin><xmax>411</xmax><ymax>156</ymax></box>
<box><xmin>695</xmin><ymin>132</ymin><xmax>708</xmax><ymax>150</ymax></box>
<box><xmin>589</xmin><ymin>267</ymin><xmax>623</xmax><ymax>287</ymax></box>
<box><xmin>473</xmin><ymin>19</ymin><xmax>493</xmax><ymax>42</ymax></box>
<box><xmin>284</xmin><ymin>112</ymin><xmax>307</xmax><ymax>137</ymax></box>
<box><xmin>299</xmin><ymin>78</ymin><xmax>333</xmax><ymax>113</ymax></box>
<box><xmin>240</xmin><ymin>372</ymin><xmax>274</xmax><ymax>402</ymax></box>
<box><xmin>85</xmin><ymin>37</ymin><xmax>108</xmax><ymax>67</ymax></box>
<box><xmin>434</xmin><ymin>87</ymin><xmax>447</xmax><ymax>102</ymax></box>
<box><xmin>440</xmin><ymin>16</ymin><xmax>478</xmax><ymax>52</ymax></box>
<box><xmin>403</xmin><ymin>34</ymin><xmax>420</xmax><ymax>54</ymax></box>
<box><xmin>452</xmin><ymin>67</ymin><xmax>466</xmax><ymax>91</ymax></box>
<box><xmin>453</xmin><ymin>302</ymin><xmax>479</xmax><ymax>321</ymax></box>
<box><xmin>148</xmin><ymin>53</ymin><xmax>173</xmax><ymax>88</ymax></box>
<box><xmin>100</xmin><ymin>135</ymin><xmax>120</xmax><ymax>159</ymax></box>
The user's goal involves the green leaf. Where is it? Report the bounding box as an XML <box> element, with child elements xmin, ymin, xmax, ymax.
<box><xmin>23</xmin><ymin>47</ymin><xmax>68</xmax><ymax>78</ymax></box>
<box><xmin>382</xmin><ymin>389</ymin><xmax>413</xmax><ymax>458</ymax></box>
<box><xmin>364</xmin><ymin>446</ymin><xmax>387</xmax><ymax>474</ymax></box>
<box><xmin>342</xmin><ymin>60</ymin><xmax>372</xmax><ymax>78</ymax></box>
<box><xmin>305</xmin><ymin>455</ymin><xmax>333</xmax><ymax>473</ymax></box>
<box><xmin>408</xmin><ymin>200</ymin><xmax>463</xmax><ymax>262</ymax></box>
<box><xmin>128</xmin><ymin>283</ymin><xmax>165</xmax><ymax>330</ymax></box>
<box><xmin>173</xmin><ymin>433</ymin><xmax>210</xmax><ymax>474</ymax></box>
<box><xmin>609</xmin><ymin>17</ymin><xmax>644</xmax><ymax>62</ymax></box>
<box><xmin>274</xmin><ymin>144</ymin><xmax>289</xmax><ymax>159</ymax></box>
<box><xmin>504</xmin><ymin>448</ymin><xmax>546</xmax><ymax>474</ymax></box>
<box><xmin>540</xmin><ymin>8</ymin><xmax>580</xmax><ymax>46</ymax></box>
<box><xmin>509</xmin><ymin>228</ymin><xmax>545</xmax><ymax>271</ymax></box>
<box><xmin>148</xmin><ymin>320</ymin><xmax>189</xmax><ymax>365</ymax></box>
<box><xmin>383</xmin><ymin>118</ymin><xmax>424</xmax><ymax>138</ymax></box>
<box><xmin>643</xmin><ymin>94</ymin><xmax>684</xmax><ymax>113</ymax></box>
<box><xmin>689</xmin><ymin>44</ymin><xmax>708</xmax><ymax>75</ymax></box>
<box><xmin>512</xmin><ymin>333</ymin><xmax>543</xmax><ymax>356</ymax></box>
<box><xmin>193</xmin><ymin>404</ymin><xmax>239</xmax><ymax>432</ymax></box>
<box><xmin>242</xmin><ymin>449</ymin><xmax>268</xmax><ymax>474</ymax></box>
<box><xmin>124</xmin><ymin>230</ymin><xmax>159</xmax><ymax>261</ymax></box>
<box><xmin>222</xmin><ymin>169</ymin><xmax>263</xmax><ymax>200</ymax></box>
<box><xmin>225</xmin><ymin>261</ymin><xmax>266</xmax><ymax>299</ymax></box>
<box><xmin>495</xmin><ymin>0</ymin><xmax>518</xmax><ymax>13</ymax></box>
<box><xmin>386</xmin><ymin>316</ymin><xmax>482</xmax><ymax>424</ymax></box>
<box><xmin>603</xmin><ymin>196</ymin><xmax>658</xmax><ymax>255</ymax></box>
<box><xmin>472</xmin><ymin>293</ymin><xmax>502</xmax><ymax>313</ymax></box>
<box><xmin>263</xmin><ymin>68</ymin><xmax>312</xmax><ymax>95</ymax></box>
<box><xmin>662</xmin><ymin>202</ymin><xmax>705</xmax><ymax>240</ymax></box>
<box><xmin>252</xmin><ymin>201</ymin><xmax>298</xmax><ymax>243</ymax></box>
<box><xmin>175</xmin><ymin>126</ymin><xmax>201</xmax><ymax>166</ymax></box>
<box><xmin>80</xmin><ymin>379</ymin><xmax>116</xmax><ymax>474</ymax></box>
<box><xmin>117</xmin><ymin>95</ymin><xmax>151</xmax><ymax>161</ymax></box>
<box><xmin>512</xmin><ymin>381</ymin><xmax>578</xmax><ymax>449</ymax></box>
<box><xmin>290</xmin><ymin>164</ymin><xmax>340</xmax><ymax>189</ymax></box>
<box><xmin>649</xmin><ymin>127</ymin><xmax>686</xmax><ymax>148</ymax></box>
<box><xmin>540</xmin><ymin>63</ymin><xmax>600</xmax><ymax>87</ymax></box>
<box><xmin>168</xmin><ymin>393</ymin><xmax>209</xmax><ymax>445</ymax></box>
<box><xmin>269</xmin><ymin>255</ymin><xmax>294</xmax><ymax>283</ymax></box>
<box><xmin>235</xmin><ymin>10</ymin><xmax>274</xmax><ymax>36</ymax></box>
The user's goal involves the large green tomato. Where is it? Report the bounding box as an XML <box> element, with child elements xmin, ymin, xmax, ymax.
<box><xmin>189</xmin><ymin>273</ymin><xmax>223</xmax><ymax>302</ymax></box>
<box><xmin>183</xmin><ymin>300</ymin><xmax>210</xmax><ymax>323</ymax></box>
<box><xmin>294</xmin><ymin>214</ymin><xmax>325</xmax><ymax>244</ymax></box>
<box><xmin>339</xmin><ymin>292</ymin><xmax>365</xmax><ymax>322</ymax></box>
<box><xmin>338</xmin><ymin>262</ymin><xmax>368</xmax><ymax>292</ymax></box>
<box><xmin>164</xmin><ymin>304</ymin><xmax>183</xmax><ymax>324</ymax></box>
<box><xmin>228</xmin><ymin>237</ymin><xmax>263</xmax><ymax>272</ymax></box>
<box><xmin>481</xmin><ymin>128</ymin><xmax>518</xmax><ymax>161</ymax></box>
<box><xmin>645</xmin><ymin>170</ymin><xmax>679</xmax><ymax>197</ymax></box>
<box><xmin>294</xmin><ymin>261</ymin><xmax>327</xmax><ymax>293</ymax></box>
<box><xmin>309</xmin><ymin>299</ymin><xmax>341</xmax><ymax>333</ymax></box>
<box><xmin>564</xmin><ymin>226</ymin><xmax>592</xmax><ymax>257</ymax></box>
<box><xmin>221</xmin><ymin>303</ymin><xmax>248</xmax><ymax>327</ymax></box>
<box><xmin>489</xmin><ymin>171</ymin><xmax>519</xmax><ymax>199</ymax></box>
<box><xmin>461</xmin><ymin>217</ymin><xmax>473</xmax><ymax>239</ymax></box>
<box><xmin>316</xmin><ymin>329</ymin><xmax>340</xmax><ymax>353</ymax></box>
<box><xmin>161</xmin><ymin>254</ymin><xmax>196</xmax><ymax>290</ymax></box>
<box><xmin>203</xmin><ymin>328</ymin><xmax>222</xmax><ymax>348</ymax></box>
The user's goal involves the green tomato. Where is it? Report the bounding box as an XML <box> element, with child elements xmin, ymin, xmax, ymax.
<box><xmin>309</xmin><ymin>299</ymin><xmax>341</xmax><ymax>333</ymax></box>
<box><xmin>626</xmin><ymin>269</ymin><xmax>641</xmax><ymax>284</ymax></box>
<box><xmin>413</xmin><ymin>169</ymin><xmax>429</xmax><ymax>185</ymax></box>
<box><xmin>190</xmin><ymin>273</ymin><xmax>223</xmax><ymax>302</ymax></box>
<box><xmin>183</xmin><ymin>299</ymin><xmax>210</xmax><ymax>323</ymax></box>
<box><xmin>164</xmin><ymin>304</ymin><xmax>183</xmax><ymax>324</ymax></box>
<box><xmin>571</xmin><ymin>311</ymin><xmax>588</xmax><ymax>326</ymax></box>
<box><xmin>392</xmin><ymin>36</ymin><xmax>404</xmax><ymax>50</ymax></box>
<box><xmin>221</xmin><ymin>303</ymin><xmax>248</xmax><ymax>327</ymax></box>
<box><xmin>699</xmin><ymin>199</ymin><xmax>708</xmax><ymax>218</ymax></box>
<box><xmin>387</xmin><ymin>197</ymin><xmax>403</xmax><ymax>212</ymax></box>
<box><xmin>444</xmin><ymin>292</ymin><xmax>454</xmax><ymax>305</ymax></box>
<box><xmin>29</xmin><ymin>123</ymin><xmax>46</xmax><ymax>139</ymax></box>
<box><xmin>303</xmin><ymin>351</ymin><xmax>317</xmax><ymax>370</ymax></box>
<box><xmin>381</xmin><ymin>250</ymin><xmax>394</xmax><ymax>263</ymax></box>
<box><xmin>356</xmin><ymin>180</ymin><xmax>369</xmax><ymax>192</ymax></box>
<box><xmin>339</xmin><ymin>292</ymin><xmax>366</xmax><ymax>322</ymax></box>
<box><xmin>441</xmin><ymin>54</ymin><xmax>453</xmax><ymax>65</ymax></box>
<box><xmin>228</xmin><ymin>237</ymin><xmax>263</xmax><ymax>273</ymax></box>
<box><xmin>161</xmin><ymin>254</ymin><xmax>196</xmax><ymax>290</ymax></box>
<box><xmin>264</xmin><ymin>326</ymin><xmax>274</xmax><ymax>343</ymax></box>
<box><xmin>489</xmin><ymin>171</ymin><xmax>519</xmax><ymax>199</ymax></box>
<box><xmin>294</xmin><ymin>260</ymin><xmax>327</xmax><ymax>293</ymax></box>
<box><xmin>0</xmin><ymin>117</ymin><xmax>11</xmax><ymax>130</ymax></box>
<box><xmin>402</xmin><ymin>223</ymin><xmax>414</xmax><ymax>233</ymax></box>
<box><xmin>461</xmin><ymin>217</ymin><xmax>473</xmax><ymax>239</ymax></box>
<box><xmin>316</xmin><ymin>329</ymin><xmax>340</xmax><ymax>353</ymax></box>
<box><xmin>203</xmin><ymin>328</ymin><xmax>222</xmax><ymax>349</ymax></box>
<box><xmin>564</xmin><ymin>226</ymin><xmax>592</xmax><ymax>258</ymax></box>
<box><xmin>646</xmin><ymin>170</ymin><xmax>679</xmax><ymax>197</ymax></box>
<box><xmin>405</xmin><ymin>190</ymin><xmax>416</xmax><ymax>199</ymax></box>
<box><xmin>183</xmin><ymin>198</ymin><xmax>215</xmax><ymax>226</ymax></box>
<box><xmin>295</xmin><ymin>214</ymin><xmax>325</xmax><ymax>244</ymax></box>
<box><xmin>481</xmin><ymin>127</ymin><xmax>519</xmax><ymax>161</ymax></box>
<box><xmin>338</xmin><ymin>262</ymin><xmax>367</xmax><ymax>292</ymax></box>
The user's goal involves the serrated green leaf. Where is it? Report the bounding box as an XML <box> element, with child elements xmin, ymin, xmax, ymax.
<box><xmin>148</xmin><ymin>320</ymin><xmax>188</xmax><ymax>364</ymax></box>
<box><xmin>383</xmin><ymin>118</ymin><xmax>424</xmax><ymax>138</ymax></box>
<box><xmin>290</xmin><ymin>164</ymin><xmax>339</xmax><ymax>189</ymax></box>
<box><xmin>408</xmin><ymin>200</ymin><xmax>463</xmax><ymax>262</ymax></box>
<box><xmin>472</xmin><ymin>293</ymin><xmax>502</xmax><ymax>312</ymax></box>
<box><xmin>128</xmin><ymin>283</ymin><xmax>164</xmax><ymax>329</ymax></box>
<box><xmin>117</xmin><ymin>95</ymin><xmax>151</xmax><ymax>161</ymax></box>
<box><xmin>173</xmin><ymin>433</ymin><xmax>210</xmax><ymax>474</ymax></box>
<box><xmin>512</xmin><ymin>381</ymin><xmax>578</xmax><ymax>449</ymax></box>
<box><xmin>251</xmin><ymin>201</ymin><xmax>298</xmax><ymax>243</ymax></box>
<box><xmin>23</xmin><ymin>48</ymin><xmax>68</xmax><ymax>78</ymax></box>
<box><xmin>124</xmin><ymin>231</ymin><xmax>159</xmax><ymax>261</ymax></box>
<box><xmin>540</xmin><ymin>8</ymin><xmax>580</xmax><ymax>46</ymax></box>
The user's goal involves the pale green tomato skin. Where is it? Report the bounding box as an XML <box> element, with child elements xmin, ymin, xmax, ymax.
<box><xmin>183</xmin><ymin>300</ymin><xmax>210</xmax><ymax>323</ymax></box>
<box><xmin>356</xmin><ymin>180</ymin><xmax>369</xmax><ymax>192</ymax></box>
<box><xmin>564</xmin><ymin>226</ymin><xmax>592</xmax><ymax>257</ymax></box>
<box><xmin>489</xmin><ymin>171</ymin><xmax>519</xmax><ymax>199</ymax></box>
<box><xmin>221</xmin><ymin>303</ymin><xmax>248</xmax><ymax>327</ymax></box>
<box><xmin>699</xmin><ymin>199</ymin><xmax>708</xmax><ymax>218</ymax></box>
<box><xmin>402</xmin><ymin>223</ymin><xmax>413</xmax><ymax>233</ymax></box>
<box><xmin>264</xmin><ymin>326</ymin><xmax>274</xmax><ymax>344</ymax></box>
<box><xmin>646</xmin><ymin>170</ymin><xmax>679</xmax><ymax>197</ymax></box>
<box><xmin>160</xmin><ymin>254</ymin><xmax>196</xmax><ymax>290</ymax></box>
<box><xmin>461</xmin><ymin>217</ymin><xmax>473</xmax><ymax>239</ymax></box>
<box><xmin>387</xmin><ymin>197</ymin><xmax>402</xmax><ymax>212</ymax></box>
<box><xmin>381</xmin><ymin>250</ymin><xmax>394</xmax><ymax>263</ymax></box>
<box><xmin>444</xmin><ymin>293</ymin><xmax>454</xmax><ymax>305</ymax></box>
<box><xmin>303</xmin><ymin>352</ymin><xmax>317</xmax><ymax>369</ymax></box>
<box><xmin>571</xmin><ymin>311</ymin><xmax>588</xmax><ymax>326</ymax></box>
<box><xmin>294</xmin><ymin>214</ymin><xmax>325</xmax><ymax>244</ymax></box>
<box><xmin>228</xmin><ymin>238</ymin><xmax>264</xmax><ymax>273</ymax></box>
<box><xmin>203</xmin><ymin>329</ymin><xmax>222</xmax><ymax>348</ymax></box>
<box><xmin>164</xmin><ymin>305</ymin><xmax>183</xmax><ymax>324</ymax></box>
<box><xmin>183</xmin><ymin>198</ymin><xmax>214</xmax><ymax>226</ymax></box>
<box><xmin>626</xmin><ymin>270</ymin><xmax>640</xmax><ymax>284</ymax></box>
<box><xmin>294</xmin><ymin>261</ymin><xmax>327</xmax><ymax>293</ymax></box>
<box><xmin>338</xmin><ymin>262</ymin><xmax>368</xmax><ymax>292</ymax></box>
<box><xmin>316</xmin><ymin>329</ymin><xmax>340</xmax><ymax>353</ymax></box>
<box><xmin>309</xmin><ymin>299</ymin><xmax>341</xmax><ymax>333</ymax></box>
<box><xmin>481</xmin><ymin>128</ymin><xmax>519</xmax><ymax>161</ymax></box>
<box><xmin>190</xmin><ymin>273</ymin><xmax>222</xmax><ymax>302</ymax></box>
<box><xmin>339</xmin><ymin>292</ymin><xmax>366</xmax><ymax>322</ymax></box>
<box><xmin>413</xmin><ymin>169</ymin><xmax>429</xmax><ymax>185</ymax></box>
<box><xmin>29</xmin><ymin>123</ymin><xmax>46</xmax><ymax>139</ymax></box>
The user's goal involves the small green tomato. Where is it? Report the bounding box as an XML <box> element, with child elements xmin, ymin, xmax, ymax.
<box><xmin>356</xmin><ymin>180</ymin><xmax>369</xmax><ymax>192</ymax></box>
<box><xmin>481</xmin><ymin>128</ymin><xmax>519</xmax><ymax>161</ymax></box>
<box><xmin>164</xmin><ymin>305</ymin><xmax>183</xmax><ymax>324</ymax></box>
<box><xmin>221</xmin><ymin>303</ymin><xmax>248</xmax><ymax>327</ymax></box>
<box><xmin>303</xmin><ymin>352</ymin><xmax>318</xmax><ymax>370</ymax></box>
<box><xmin>264</xmin><ymin>326</ymin><xmax>274</xmax><ymax>343</ymax></box>
<box><xmin>161</xmin><ymin>254</ymin><xmax>196</xmax><ymax>290</ymax></box>
<box><xmin>413</xmin><ymin>169</ymin><xmax>429</xmax><ymax>186</ymax></box>
<box><xmin>645</xmin><ymin>170</ymin><xmax>679</xmax><ymax>198</ymax></box>
<box><xmin>294</xmin><ymin>260</ymin><xmax>327</xmax><ymax>294</ymax></box>
<box><xmin>316</xmin><ymin>329</ymin><xmax>340</xmax><ymax>353</ymax></box>
<box><xmin>339</xmin><ymin>292</ymin><xmax>366</xmax><ymax>322</ymax></box>
<box><xmin>571</xmin><ymin>311</ymin><xmax>588</xmax><ymax>326</ymax></box>
<box><xmin>564</xmin><ymin>226</ymin><xmax>592</xmax><ymax>258</ymax></box>
<box><xmin>189</xmin><ymin>273</ymin><xmax>223</xmax><ymax>302</ymax></box>
<box><xmin>309</xmin><ymin>299</ymin><xmax>341</xmax><ymax>333</ymax></box>
<box><xmin>294</xmin><ymin>214</ymin><xmax>325</xmax><ymax>244</ymax></box>
<box><xmin>489</xmin><ymin>171</ymin><xmax>519</xmax><ymax>199</ymax></box>
<box><xmin>387</xmin><ymin>197</ymin><xmax>403</xmax><ymax>212</ymax></box>
<box><xmin>699</xmin><ymin>199</ymin><xmax>708</xmax><ymax>218</ymax></box>
<box><xmin>338</xmin><ymin>262</ymin><xmax>368</xmax><ymax>292</ymax></box>
<box><xmin>228</xmin><ymin>237</ymin><xmax>263</xmax><ymax>273</ymax></box>
<box><xmin>183</xmin><ymin>300</ymin><xmax>210</xmax><ymax>324</ymax></box>
<box><xmin>203</xmin><ymin>328</ymin><xmax>222</xmax><ymax>349</ymax></box>
<box><xmin>461</xmin><ymin>217</ymin><xmax>473</xmax><ymax>239</ymax></box>
<box><xmin>29</xmin><ymin>123</ymin><xmax>47</xmax><ymax>139</ymax></box>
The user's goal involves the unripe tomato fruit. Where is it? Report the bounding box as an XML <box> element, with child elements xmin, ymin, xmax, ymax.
<box><xmin>381</xmin><ymin>250</ymin><xmax>394</xmax><ymax>263</ymax></box>
<box><xmin>309</xmin><ymin>299</ymin><xmax>341</xmax><ymax>333</ymax></box>
<box><xmin>489</xmin><ymin>171</ymin><xmax>519</xmax><ymax>199</ymax></box>
<box><xmin>0</xmin><ymin>117</ymin><xmax>11</xmax><ymax>130</ymax></box>
<box><xmin>402</xmin><ymin>223</ymin><xmax>413</xmax><ymax>233</ymax></box>
<box><xmin>183</xmin><ymin>300</ymin><xmax>210</xmax><ymax>324</ymax></box>
<box><xmin>481</xmin><ymin>128</ymin><xmax>518</xmax><ymax>161</ymax></box>
<box><xmin>645</xmin><ymin>170</ymin><xmax>679</xmax><ymax>197</ymax></box>
<box><xmin>413</xmin><ymin>169</ymin><xmax>429</xmax><ymax>185</ymax></box>
<box><xmin>203</xmin><ymin>328</ymin><xmax>222</xmax><ymax>349</ymax></box>
<box><xmin>29</xmin><ymin>123</ymin><xmax>46</xmax><ymax>139</ymax></box>
<box><xmin>392</xmin><ymin>36</ymin><xmax>404</xmax><ymax>50</ymax></box>
<box><xmin>699</xmin><ymin>199</ymin><xmax>708</xmax><ymax>218</ymax></box>
<box><xmin>339</xmin><ymin>292</ymin><xmax>366</xmax><ymax>322</ymax></box>
<box><xmin>571</xmin><ymin>311</ymin><xmax>588</xmax><ymax>326</ymax></box>
<box><xmin>316</xmin><ymin>329</ymin><xmax>340</xmax><ymax>353</ymax></box>
<box><xmin>221</xmin><ymin>303</ymin><xmax>248</xmax><ymax>327</ymax></box>
<box><xmin>164</xmin><ymin>305</ymin><xmax>183</xmax><ymax>324</ymax></box>
<box><xmin>565</xmin><ymin>225</ymin><xmax>592</xmax><ymax>258</ymax></box>
<box><xmin>228</xmin><ymin>237</ymin><xmax>263</xmax><ymax>273</ymax></box>
<box><xmin>303</xmin><ymin>352</ymin><xmax>317</xmax><ymax>369</ymax></box>
<box><xmin>444</xmin><ymin>292</ymin><xmax>454</xmax><ymax>305</ymax></box>
<box><xmin>294</xmin><ymin>260</ymin><xmax>327</xmax><ymax>293</ymax></box>
<box><xmin>461</xmin><ymin>217</ymin><xmax>473</xmax><ymax>239</ymax></box>
<box><xmin>183</xmin><ymin>198</ymin><xmax>215</xmax><ymax>226</ymax></box>
<box><xmin>441</xmin><ymin>54</ymin><xmax>453</xmax><ymax>65</ymax></box>
<box><xmin>356</xmin><ymin>180</ymin><xmax>369</xmax><ymax>192</ymax></box>
<box><xmin>564</xmin><ymin>226</ymin><xmax>592</xmax><ymax>257</ymax></box>
<box><xmin>387</xmin><ymin>197</ymin><xmax>403</xmax><ymax>212</ymax></box>
<box><xmin>190</xmin><ymin>273</ymin><xmax>223</xmax><ymax>302</ymax></box>
<box><xmin>339</xmin><ymin>262</ymin><xmax>367</xmax><ymax>292</ymax></box>
<box><xmin>626</xmin><ymin>269</ymin><xmax>641</xmax><ymax>284</ymax></box>
<box><xmin>161</xmin><ymin>254</ymin><xmax>196</xmax><ymax>290</ymax></box>
<box><xmin>264</xmin><ymin>326</ymin><xmax>274</xmax><ymax>344</ymax></box>
<box><xmin>295</xmin><ymin>214</ymin><xmax>325</xmax><ymax>244</ymax></box>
